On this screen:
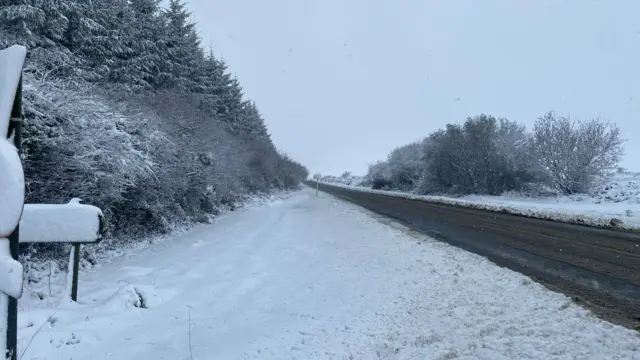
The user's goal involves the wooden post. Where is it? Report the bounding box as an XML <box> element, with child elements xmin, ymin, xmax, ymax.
<box><xmin>6</xmin><ymin>75</ymin><xmax>22</xmax><ymax>360</ymax></box>
<box><xmin>71</xmin><ymin>244</ymin><xmax>80</xmax><ymax>302</ymax></box>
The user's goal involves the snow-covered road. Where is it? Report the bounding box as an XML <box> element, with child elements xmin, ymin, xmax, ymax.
<box><xmin>18</xmin><ymin>188</ymin><xmax>640</xmax><ymax>359</ymax></box>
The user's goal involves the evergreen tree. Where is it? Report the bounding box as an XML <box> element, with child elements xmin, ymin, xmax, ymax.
<box><xmin>0</xmin><ymin>0</ymin><xmax>100</xmax><ymax>49</ymax></box>
<box><xmin>160</xmin><ymin>0</ymin><xmax>202</xmax><ymax>90</ymax></box>
<box><xmin>0</xmin><ymin>0</ymin><xmax>309</xmax><ymax>244</ymax></box>
<box><xmin>107</xmin><ymin>0</ymin><xmax>166</xmax><ymax>88</ymax></box>
<box><xmin>238</xmin><ymin>100</ymin><xmax>270</xmax><ymax>141</ymax></box>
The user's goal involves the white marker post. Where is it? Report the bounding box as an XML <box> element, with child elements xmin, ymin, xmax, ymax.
<box><xmin>313</xmin><ymin>173</ymin><xmax>322</xmax><ymax>197</ymax></box>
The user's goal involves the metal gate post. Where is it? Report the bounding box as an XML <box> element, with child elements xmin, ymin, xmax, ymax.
<box><xmin>6</xmin><ymin>75</ymin><xmax>22</xmax><ymax>360</ymax></box>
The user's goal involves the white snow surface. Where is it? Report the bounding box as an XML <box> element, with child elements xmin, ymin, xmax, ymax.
<box><xmin>0</xmin><ymin>45</ymin><xmax>26</xmax><ymax>137</ymax></box>
<box><xmin>19</xmin><ymin>202</ymin><xmax>103</xmax><ymax>243</ymax></box>
<box><xmin>16</xmin><ymin>189</ymin><xmax>640</xmax><ymax>359</ymax></box>
<box><xmin>321</xmin><ymin>172</ymin><xmax>640</xmax><ymax>230</ymax></box>
<box><xmin>0</xmin><ymin>239</ymin><xmax>23</xmax><ymax>299</ymax></box>
<box><xmin>0</xmin><ymin>138</ymin><xmax>24</xmax><ymax>238</ymax></box>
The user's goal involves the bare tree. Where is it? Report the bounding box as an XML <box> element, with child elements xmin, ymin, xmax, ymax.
<box><xmin>531</xmin><ymin>111</ymin><xmax>624</xmax><ymax>194</ymax></box>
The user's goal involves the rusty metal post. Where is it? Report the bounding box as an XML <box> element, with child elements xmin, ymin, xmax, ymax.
<box><xmin>71</xmin><ymin>244</ymin><xmax>80</xmax><ymax>302</ymax></box>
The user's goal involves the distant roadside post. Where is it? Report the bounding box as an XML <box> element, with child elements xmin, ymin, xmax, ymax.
<box><xmin>313</xmin><ymin>173</ymin><xmax>322</xmax><ymax>197</ymax></box>
<box><xmin>0</xmin><ymin>45</ymin><xmax>104</xmax><ymax>360</ymax></box>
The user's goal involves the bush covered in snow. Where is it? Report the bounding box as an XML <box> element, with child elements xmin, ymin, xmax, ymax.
<box><xmin>355</xmin><ymin>113</ymin><xmax>624</xmax><ymax>197</ymax></box>
<box><xmin>321</xmin><ymin>172</ymin><xmax>365</xmax><ymax>187</ymax></box>
<box><xmin>530</xmin><ymin>111</ymin><xmax>624</xmax><ymax>195</ymax></box>
<box><xmin>1</xmin><ymin>0</ymin><xmax>308</xmax><ymax>261</ymax></box>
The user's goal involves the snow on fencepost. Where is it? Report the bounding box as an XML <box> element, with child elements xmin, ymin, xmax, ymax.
<box><xmin>0</xmin><ymin>44</ymin><xmax>27</xmax><ymax>360</ymax></box>
<box><xmin>18</xmin><ymin>202</ymin><xmax>104</xmax><ymax>302</ymax></box>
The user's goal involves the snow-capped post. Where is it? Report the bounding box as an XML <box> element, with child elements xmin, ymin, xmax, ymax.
<box><xmin>6</xmin><ymin>74</ymin><xmax>20</xmax><ymax>360</ymax></box>
<box><xmin>0</xmin><ymin>44</ymin><xmax>27</xmax><ymax>360</ymax></box>
<box><xmin>18</xmin><ymin>201</ymin><xmax>104</xmax><ymax>302</ymax></box>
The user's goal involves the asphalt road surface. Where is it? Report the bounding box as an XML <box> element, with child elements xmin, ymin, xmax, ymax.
<box><xmin>307</xmin><ymin>181</ymin><xmax>640</xmax><ymax>330</ymax></box>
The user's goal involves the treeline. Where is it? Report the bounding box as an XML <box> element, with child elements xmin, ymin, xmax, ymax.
<box><xmin>0</xmin><ymin>0</ymin><xmax>308</xmax><ymax>250</ymax></box>
<box><xmin>364</xmin><ymin>113</ymin><xmax>624</xmax><ymax>196</ymax></box>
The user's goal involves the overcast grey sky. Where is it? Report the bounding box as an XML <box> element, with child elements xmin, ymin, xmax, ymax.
<box><xmin>186</xmin><ymin>0</ymin><xmax>640</xmax><ymax>176</ymax></box>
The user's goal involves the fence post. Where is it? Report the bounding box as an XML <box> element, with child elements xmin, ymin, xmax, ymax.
<box><xmin>71</xmin><ymin>244</ymin><xmax>80</xmax><ymax>302</ymax></box>
<box><xmin>6</xmin><ymin>75</ymin><xmax>22</xmax><ymax>360</ymax></box>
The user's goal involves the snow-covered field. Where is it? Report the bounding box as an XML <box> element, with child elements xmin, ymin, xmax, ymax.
<box><xmin>14</xmin><ymin>188</ymin><xmax>639</xmax><ymax>359</ymax></box>
<box><xmin>319</xmin><ymin>172</ymin><xmax>640</xmax><ymax>230</ymax></box>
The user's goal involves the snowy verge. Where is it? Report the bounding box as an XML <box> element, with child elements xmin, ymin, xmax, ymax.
<box><xmin>18</xmin><ymin>188</ymin><xmax>299</xmax><ymax>307</ymax></box>
<box><xmin>12</xmin><ymin>188</ymin><xmax>640</xmax><ymax>359</ymax></box>
<box><xmin>316</xmin><ymin>180</ymin><xmax>640</xmax><ymax>231</ymax></box>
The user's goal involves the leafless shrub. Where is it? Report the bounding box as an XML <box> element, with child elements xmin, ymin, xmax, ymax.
<box><xmin>531</xmin><ymin>111</ymin><xmax>624</xmax><ymax>194</ymax></box>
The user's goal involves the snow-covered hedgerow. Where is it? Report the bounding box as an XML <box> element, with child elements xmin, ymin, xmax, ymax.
<box><xmin>363</xmin><ymin>114</ymin><xmax>624</xmax><ymax>198</ymax></box>
<box><xmin>0</xmin><ymin>1</ymin><xmax>309</xmax><ymax>264</ymax></box>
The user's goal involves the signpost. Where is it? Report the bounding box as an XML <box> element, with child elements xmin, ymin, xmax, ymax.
<box><xmin>0</xmin><ymin>44</ymin><xmax>27</xmax><ymax>360</ymax></box>
<box><xmin>313</xmin><ymin>173</ymin><xmax>322</xmax><ymax>197</ymax></box>
<box><xmin>0</xmin><ymin>45</ymin><xmax>105</xmax><ymax>359</ymax></box>
<box><xmin>18</xmin><ymin>202</ymin><xmax>104</xmax><ymax>301</ymax></box>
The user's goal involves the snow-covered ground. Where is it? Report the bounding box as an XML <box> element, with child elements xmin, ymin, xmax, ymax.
<box><xmin>320</xmin><ymin>172</ymin><xmax>640</xmax><ymax>230</ymax></box>
<box><xmin>16</xmin><ymin>188</ymin><xmax>640</xmax><ymax>359</ymax></box>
